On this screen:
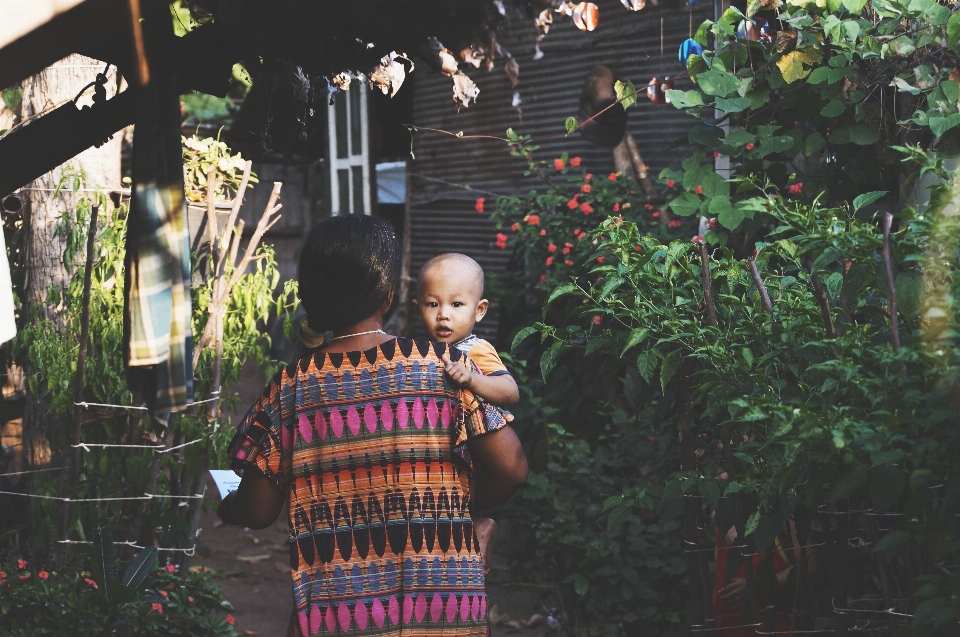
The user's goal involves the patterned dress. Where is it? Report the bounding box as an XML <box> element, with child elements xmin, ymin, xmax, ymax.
<box><xmin>228</xmin><ymin>338</ymin><xmax>497</xmax><ymax>636</ymax></box>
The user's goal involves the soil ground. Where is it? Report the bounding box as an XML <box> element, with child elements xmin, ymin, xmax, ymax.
<box><xmin>195</xmin><ymin>362</ymin><xmax>553</xmax><ymax>637</ymax></box>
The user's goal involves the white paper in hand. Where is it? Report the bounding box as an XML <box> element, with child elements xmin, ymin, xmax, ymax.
<box><xmin>209</xmin><ymin>469</ymin><xmax>241</xmax><ymax>500</ymax></box>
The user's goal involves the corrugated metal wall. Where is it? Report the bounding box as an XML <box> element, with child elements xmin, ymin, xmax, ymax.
<box><xmin>409</xmin><ymin>0</ymin><xmax>713</xmax><ymax>343</ymax></box>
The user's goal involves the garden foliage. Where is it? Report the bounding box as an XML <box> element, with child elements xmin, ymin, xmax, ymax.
<box><xmin>489</xmin><ymin>0</ymin><xmax>960</xmax><ymax>634</ymax></box>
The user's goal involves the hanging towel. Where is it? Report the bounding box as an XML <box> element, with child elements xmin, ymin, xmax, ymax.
<box><xmin>0</xmin><ymin>228</ymin><xmax>17</xmax><ymax>345</ymax></box>
<box><xmin>123</xmin><ymin>8</ymin><xmax>193</xmax><ymax>412</ymax></box>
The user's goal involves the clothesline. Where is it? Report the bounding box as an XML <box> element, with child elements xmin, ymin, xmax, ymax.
<box><xmin>0</xmin><ymin>467</ymin><xmax>63</xmax><ymax>477</ymax></box>
<box><xmin>0</xmin><ymin>490</ymin><xmax>204</xmax><ymax>502</ymax></box>
<box><xmin>74</xmin><ymin>389</ymin><xmax>220</xmax><ymax>412</ymax></box>
<box><xmin>73</xmin><ymin>435</ymin><xmax>206</xmax><ymax>453</ymax></box>
<box><xmin>56</xmin><ymin>539</ymin><xmax>196</xmax><ymax>555</ymax></box>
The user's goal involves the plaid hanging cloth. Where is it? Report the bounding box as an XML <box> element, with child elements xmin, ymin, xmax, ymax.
<box><xmin>123</xmin><ymin>9</ymin><xmax>193</xmax><ymax>413</ymax></box>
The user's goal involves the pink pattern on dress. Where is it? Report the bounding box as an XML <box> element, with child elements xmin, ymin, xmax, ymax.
<box><xmin>298</xmin><ymin>610</ymin><xmax>309</xmax><ymax>637</ymax></box>
<box><xmin>414</xmin><ymin>594</ymin><xmax>428</xmax><ymax>623</ymax></box>
<box><xmin>412</xmin><ymin>398</ymin><xmax>425</xmax><ymax>430</ymax></box>
<box><xmin>380</xmin><ymin>401</ymin><xmax>393</xmax><ymax>432</ymax></box>
<box><xmin>371</xmin><ymin>597</ymin><xmax>386</xmax><ymax>628</ymax></box>
<box><xmin>446</xmin><ymin>592</ymin><xmax>459</xmax><ymax>623</ymax></box>
<box><xmin>309</xmin><ymin>604</ymin><xmax>322</xmax><ymax>635</ymax></box>
<box><xmin>460</xmin><ymin>592</ymin><xmax>471</xmax><ymax>622</ymax></box>
<box><xmin>354</xmin><ymin>600</ymin><xmax>368</xmax><ymax>631</ymax></box>
<box><xmin>315</xmin><ymin>410</ymin><xmax>327</xmax><ymax>441</ymax></box>
<box><xmin>430</xmin><ymin>592</ymin><xmax>444</xmax><ymax>623</ymax></box>
<box><xmin>397</xmin><ymin>400</ymin><xmax>409</xmax><ymax>430</ymax></box>
<box><xmin>471</xmin><ymin>594</ymin><xmax>480</xmax><ymax>621</ymax></box>
<box><xmin>324</xmin><ymin>604</ymin><xmax>337</xmax><ymax>633</ymax></box>
<box><xmin>364</xmin><ymin>403</ymin><xmax>378</xmax><ymax>434</ymax></box>
<box><xmin>388</xmin><ymin>594</ymin><xmax>400</xmax><ymax>625</ymax></box>
<box><xmin>441</xmin><ymin>400</ymin><xmax>452</xmax><ymax>429</ymax></box>
<box><xmin>426</xmin><ymin>398</ymin><xmax>439</xmax><ymax>429</ymax></box>
<box><xmin>402</xmin><ymin>595</ymin><xmax>414</xmax><ymax>624</ymax></box>
<box><xmin>329</xmin><ymin>408</ymin><xmax>344</xmax><ymax>439</ymax></box>
<box><xmin>346</xmin><ymin>405</ymin><xmax>362</xmax><ymax>436</ymax></box>
<box><xmin>337</xmin><ymin>602</ymin><xmax>352</xmax><ymax>631</ymax></box>
<box><xmin>298</xmin><ymin>413</ymin><xmax>313</xmax><ymax>445</ymax></box>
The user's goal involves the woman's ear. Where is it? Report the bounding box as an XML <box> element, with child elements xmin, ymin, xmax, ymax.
<box><xmin>381</xmin><ymin>293</ymin><xmax>395</xmax><ymax>314</ymax></box>
<box><xmin>475</xmin><ymin>299</ymin><xmax>489</xmax><ymax>322</ymax></box>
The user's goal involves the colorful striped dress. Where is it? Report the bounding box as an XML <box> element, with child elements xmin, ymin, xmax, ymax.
<box><xmin>228</xmin><ymin>338</ymin><xmax>495</xmax><ymax>636</ymax></box>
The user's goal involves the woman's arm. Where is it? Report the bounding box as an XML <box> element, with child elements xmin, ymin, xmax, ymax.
<box><xmin>467</xmin><ymin>425</ymin><xmax>528</xmax><ymax>512</ymax></box>
<box><xmin>216</xmin><ymin>465</ymin><xmax>284</xmax><ymax>530</ymax></box>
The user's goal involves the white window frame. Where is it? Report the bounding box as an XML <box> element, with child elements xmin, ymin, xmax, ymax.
<box><xmin>326</xmin><ymin>83</ymin><xmax>371</xmax><ymax>215</ymax></box>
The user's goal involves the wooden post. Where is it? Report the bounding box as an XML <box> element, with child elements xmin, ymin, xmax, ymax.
<box><xmin>57</xmin><ymin>202</ymin><xmax>100</xmax><ymax>563</ymax></box>
<box><xmin>678</xmin><ymin>359</ymin><xmax>706</xmax><ymax>630</ymax></box>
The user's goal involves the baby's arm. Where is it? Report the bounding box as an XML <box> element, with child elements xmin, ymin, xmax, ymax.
<box><xmin>440</xmin><ymin>353</ymin><xmax>520</xmax><ymax>406</ymax></box>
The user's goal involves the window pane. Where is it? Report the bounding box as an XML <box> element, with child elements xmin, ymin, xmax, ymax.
<box><xmin>335</xmin><ymin>93</ymin><xmax>348</xmax><ymax>159</ymax></box>
<box><xmin>337</xmin><ymin>169</ymin><xmax>350</xmax><ymax>213</ymax></box>
<box><xmin>350</xmin><ymin>87</ymin><xmax>362</xmax><ymax>156</ymax></box>
<box><xmin>352</xmin><ymin>166</ymin><xmax>365</xmax><ymax>214</ymax></box>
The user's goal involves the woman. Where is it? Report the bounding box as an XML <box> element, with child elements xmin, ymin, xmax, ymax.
<box><xmin>218</xmin><ymin>215</ymin><xmax>528</xmax><ymax>636</ymax></box>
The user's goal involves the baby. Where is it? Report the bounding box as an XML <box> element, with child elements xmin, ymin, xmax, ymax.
<box><xmin>413</xmin><ymin>252</ymin><xmax>520</xmax><ymax>572</ymax></box>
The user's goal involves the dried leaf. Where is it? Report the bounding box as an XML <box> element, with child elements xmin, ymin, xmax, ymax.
<box><xmin>621</xmin><ymin>0</ymin><xmax>646</xmax><ymax>10</ymax></box>
<box><xmin>451</xmin><ymin>71</ymin><xmax>480</xmax><ymax>108</ymax></box>
<box><xmin>331</xmin><ymin>73</ymin><xmax>351</xmax><ymax>91</ymax></box>
<box><xmin>774</xmin><ymin>28</ymin><xmax>797</xmax><ymax>53</ymax></box>
<box><xmin>776</xmin><ymin>50</ymin><xmax>815</xmax><ymax>84</ymax></box>
<box><xmin>504</xmin><ymin>57</ymin><xmax>520</xmax><ymax>87</ymax></box>
<box><xmin>438</xmin><ymin>48</ymin><xmax>460</xmax><ymax>76</ymax></box>
<box><xmin>535</xmin><ymin>8</ymin><xmax>553</xmax><ymax>33</ymax></box>
<box><xmin>368</xmin><ymin>51</ymin><xmax>412</xmax><ymax>97</ymax></box>
<box><xmin>461</xmin><ymin>45</ymin><xmax>484</xmax><ymax>69</ymax></box>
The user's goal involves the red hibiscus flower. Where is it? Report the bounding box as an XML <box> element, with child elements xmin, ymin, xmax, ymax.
<box><xmin>580</xmin><ymin>202</ymin><xmax>594</xmax><ymax>215</ymax></box>
<box><xmin>565</xmin><ymin>259</ymin><xmax>573</xmax><ymax>266</ymax></box>
<box><xmin>695</xmin><ymin>185</ymin><xmax>703</xmax><ymax>195</ymax></box>
<box><xmin>570</xmin><ymin>156</ymin><xmax>581</xmax><ymax>167</ymax></box>
<box><xmin>581</xmin><ymin>184</ymin><xmax>591</xmax><ymax>193</ymax></box>
<box><xmin>17</xmin><ymin>560</ymin><xmax>27</xmax><ymax>569</ymax></box>
<box><xmin>510</xmin><ymin>222</ymin><xmax>520</xmax><ymax>232</ymax></box>
<box><xmin>613</xmin><ymin>202</ymin><xmax>620</xmax><ymax>212</ymax></box>
<box><xmin>474</xmin><ymin>198</ymin><xmax>485</xmax><ymax>213</ymax></box>
<box><xmin>554</xmin><ymin>158</ymin><xmax>565</xmax><ymax>171</ymax></box>
<box><xmin>562</xmin><ymin>246</ymin><xmax>570</xmax><ymax>254</ymax></box>
<box><xmin>692</xmin><ymin>235</ymin><xmax>704</xmax><ymax>244</ymax></box>
<box><xmin>227</xmin><ymin>615</ymin><xmax>235</xmax><ymax>625</ymax></box>
<box><xmin>539</xmin><ymin>229</ymin><xmax>547</xmax><ymax>236</ymax></box>
<box><xmin>527</xmin><ymin>214</ymin><xmax>540</xmax><ymax>225</ymax></box>
<box><xmin>495</xmin><ymin>232</ymin><xmax>508</xmax><ymax>249</ymax></box>
<box><xmin>545</xmin><ymin>256</ymin><xmax>554</xmax><ymax>266</ymax></box>
<box><xmin>567</xmin><ymin>196</ymin><xmax>579</xmax><ymax>209</ymax></box>
<box><xmin>84</xmin><ymin>578</ymin><xmax>98</xmax><ymax>589</ymax></box>
<box><xmin>539</xmin><ymin>274</ymin><xmax>547</xmax><ymax>283</ymax></box>
<box><xmin>151</xmin><ymin>602</ymin><xmax>163</xmax><ymax>614</ymax></box>
<box><xmin>608</xmin><ymin>173</ymin><xmax>617</xmax><ymax>181</ymax></box>
<box><xmin>38</xmin><ymin>571</ymin><xmax>49</xmax><ymax>580</ymax></box>
<box><xmin>596</xmin><ymin>256</ymin><xmax>605</xmax><ymax>263</ymax></box>
<box><xmin>548</xmin><ymin>243</ymin><xmax>557</xmax><ymax>253</ymax></box>
<box><xmin>746</xmin><ymin>142</ymin><xmax>755</xmax><ymax>150</ymax></box>
<box><xmin>665</xmin><ymin>179</ymin><xmax>676</xmax><ymax>188</ymax></box>
<box><xmin>592</xmin><ymin>315</ymin><xmax>602</xmax><ymax>325</ymax></box>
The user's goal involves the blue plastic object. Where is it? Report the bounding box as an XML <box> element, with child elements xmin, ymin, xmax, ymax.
<box><xmin>678</xmin><ymin>38</ymin><xmax>704</xmax><ymax>67</ymax></box>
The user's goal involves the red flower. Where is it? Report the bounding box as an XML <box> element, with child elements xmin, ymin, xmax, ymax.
<box><xmin>789</xmin><ymin>182</ymin><xmax>803</xmax><ymax>194</ymax></box>
<box><xmin>539</xmin><ymin>274</ymin><xmax>547</xmax><ymax>283</ymax></box>
<box><xmin>495</xmin><ymin>232</ymin><xmax>508</xmax><ymax>249</ymax></box>
<box><xmin>580</xmin><ymin>202</ymin><xmax>594</xmax><ymax>215</ymax></box>
<box><xmin>38</xmin><ymin>571</ymin><xmax>49</xmax><ymax>580</ymax></box>
<box><xmin>746</xmin><ymin>142</ymin><xmax>755</xmax><ymax>150</ymax></box>
<box><xmin>84</xmin><ymin>578</ymin><xmax>98</xmax><ymax>589</ymax></box>
<box><xmin>548</xmin><ymin>243</ymin><xmax>557</xmax><ymax>253</ymax></box>
<box><xmin>692</xmin><ymin>235</ymin><xmax>704</xmax><ymax>244</ymax></box>
<box><xmin>665</xmin><ymin>179</ymin><xmax>676</xmax><ymax>188</ymax></box>
<box><xmin>474</xmin><ymin>198</ymin><xmax>485</xmax><ymax>213</ymax></box>
<box><xmin>596</xmin><ymin>256</ymin><xmax>605</xmax><ymax>263</ymax></box>
<box><xmin>584</xmin><ymin>173</ymin><xmax>593</xmax><ymax>180</ymax></box>
<box><xmin>592</xmin><ymin>315</ymin><xmax>602</xmax><ymax>325</ymax></box>
<box><xmin>695</xmin><ymin>185</ymin><xmax>703</xmax><ymax>195</ymax></box>
<box><xmin>545</xmin><ymin>256</ymin><xmax>554</xmax><ymax>266</ymax></box>
<box><xmin>613</xmin><ymin>202</ymin><xmax>620</xmax><ymax>212</ymax></box>
<box><xmin>19</xmin><ymin>574</ymin><xmax>29</xmax><ymax>580</ymax></box>
<box><xmin>668</xmin><ymin>219</ymin><xmax>682</xmax><ymax>228</ymax></box>
<box><xmin>554</xmin><ymin>158</ymin><xmax>566</xmax><ymax>171</ymax></box>
<box><xmin>652</xmin><ymin>211</ymin><xmax>660</xmax><ymax>218</ymax></box>
<box><xmin>151</xmin><ymin>602</ymin><xmax>163</xmax><ymax>614</ymax></box>
<box><xmin>527</xmin><ymin>214</ymin><xmax>540</xmax><ymax>225</ymax></box>
<box><xmin>0</xmin><ymin>571</ymin><xmax>6</xmax><ymax>581</ymax></box>
<box><xmin>539</xmin><ymin>229</ymin><xmax>547</xmax><ymax>236</ymax></box>
<box><xmin>709</xmin><ymin>217</ymin><xmax>717</xmax><ymax>228</ymax></box>
<box><xmin>566</xmin><ymin>196</ymin><xmax>579</xmax><ymax>209</ymax></box>
<box><xmin>570</xmin><ymin>156</ymin><xmax>581</xmax><ymax>167</ymax></box>
<box><xmin>565</xmin><ymin>259</ymin><xmax>574</xmax><ymax>266</ymax></box>
<box><xmin>17</xmin><ymin>559</ymin><xmax>27</xmax><ymax>569</ymax></box>
<box><xmin>159</xmin><ymin>590</ymin><xmax>169</xmax><ymax>598</ymax></box>
<box><xmin>644</xmin><ymin>203</ymin><xmax>653</xmax><ymax>210</ymax></box>
<box><xmin>188</xmin><ymin>596</ymin><xmax>195</xmax><ymax>603</ymax></box>
<box><xmin>578</xmin><ymin>233</ymin><xmax>587</xmax><ymax>241</ymax></box>
<box><xmin>562</xmin><ymin>246</ymin><xmax>571</xmax><ymax>255</ymax></box>
<box><xmin>713</xmin><ymin>151</ymin><xmax>719</xmax><ymax>158</ymax></box>
<box><xmin>581</xmin><ymin>184</ymin><xmax>592</xmax><ymax>193</ymax></box>
<box><xmin>164</xmin><ymin>565</ymin><xmax>176</xmax><ymax>573</ymax></box>
<box><xmin>608</xmin><ymin>173</ymin><xmax>617</xmax><ymax>181</ymax></box>
<box><xmin>227</xmin><ymin>615</ymin><xmax>235</xmax><ymax>626</ymax></box>
<box><xmin>634</xmin><ymin>245</ymin><xmax>643</xmax><ymax>252</ymax></box>
<box><xmin>510</xmin><ymin>222</ymin><xmax>520</xmax><ymax>231</ymax></box>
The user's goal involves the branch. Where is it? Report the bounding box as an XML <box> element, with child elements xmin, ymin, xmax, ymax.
<box><xmin>881</xmin><ymin>212</ymin><xmax>900</xmax><ymax>350</ymax></box>
<box><xmin>699</xmin><ymin>243</ymin><xmax>719</xmax><ymax>328</ymax></box>
<box><xmin>748</xmin><ymin>256</ymin><xmax>774</xmax><ymax>314</ymax></box>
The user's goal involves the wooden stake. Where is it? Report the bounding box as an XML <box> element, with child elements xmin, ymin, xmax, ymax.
<box><xmin>881</xmin><ymin>212</ymin><xmax>901</xmax><ymax>349</ymax></box>
<box><xmin>699</xmin><ymin>243</ymin><xmax>719</xmax><ymax>328</ymax></box>
<box><xmin>748</xmin><ymin>256</ymin><xmax>774</xmax><ymax>314</ymax></box>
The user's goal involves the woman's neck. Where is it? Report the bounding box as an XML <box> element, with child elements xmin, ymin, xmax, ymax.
<box><xmin>323</xmin><ymin>314</ymin><xmax>395</xmax><ymax>353</ymax></box>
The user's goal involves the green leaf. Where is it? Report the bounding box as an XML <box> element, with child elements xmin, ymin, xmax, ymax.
<box><xmin>636</xmin><ymin>350</ymin><xmax>659</xmax><ymax>384</ymax></box>
<box><xmin>1</xmin><ymin>86</ymin><xmax>22</xmax><ymax>112</ymax></box>
<box><xmin>848</xmin><ymin>125</ymin><xmax>880</xmax><ymax>145</ymax></box>
<box><xmin>694</xmin><ymin>20</ymin><xmax>712</xmax><ymax>46</ymax></box>
<box><xmin>122</xmin><ymin>546</ymin><xmax>158</xmax><ymax>590</ymax></box>
<box><xmin>896</xmin><ymin>271</ymin><xmax>923</xmax><ymax>320</ymax></box>
<box><xmin>949</xmin><ymin>12</ymin><xmax>960</xmax><ymax>48</ymax></box>
<box><xmin>929</xmin><ymin>113</ymin><xmax>960</xmax><ymax>137</ymax></box>
<box><xmin>668</xmin><ymin>192</ymin><xmax>703</xmax><ymax>217</ymax></box>
<box><xmin>621</xmin><ymin>328</ymin><xmax>650</xmax><ymax>356</ymax></box>
<box><xmin>615</xmin><ymin>80</ymin><xmax>638</xmax><ymax>110</ymax></box>
<box><xmin>807</xmin><ymin>67</ymin><xmax>830</xmax><ymax>85</ymax></box>
<box><xmin>852</xmin><ymin>190</ymin><xmax>887</xmax><ymax>211</ymax></box>
<box><xmin>820</xmin><ymin>99</ymin><xmax>845</xmax><ymax>117</ymax></box>
<box><xmin>742</xmin><ymin>347</ymin><xmax>754</xmax><ymax>367</ymax></box>
<box><xmin>574</xmin><ymin>577</ymin><xmax>589</xmax><ymax>596</ymax></box>
<box><xmin>868</xmin><ymin>466</ymin><xmax>906</xmax><ymax>511</ymax></box>
<box><xmin>873</xmin><ymin>530</ymin><xmax>911</xmax><ymax>553</ymax></box>
<box><xmin>718</xmin><ymin>204</ymin><xmax>745</xmax><ymax>230</ymax></box>
<box><xmin>564</xmin><ymin>117</ymin><xmax>579</xmax><ymax>134</ymax></box>
<box><xmin>715</xmin><ymin>96</ymin><xmax>751</xmax><ymax>113</ymax></box>
<box><xmin>546</xmin><ymin>283</ymin><xmax>579</xmax><ymax>306</ymax></box>
<box><xmin>666</xmin><ymin>89</ymin><xmax>705</xmax><ymax>109</ymax></box>
<box><xmin>758</xmin><ymin>135</ymin><xmax>796</xmax><ymax>158</ymax></box>
<box><xmin>842</xmin><ymin>0</ymin><xmax>867</xmax><ymax>11</ymax></box>
<box><xmin>511</xmin><ymin>326</ymin><xmax>538</xmax><ymax>350</ymax></box>
<box><xmin>540</xmin><ymin>340</ymin><xmax>567</xmax><ymax>381</ymax></box>
<box><xmin>805</xmin><ymin>132</ymin><xmax>826</xmax><ymax>155</ymax></box>
<box><xmin>697</xmin><ymin>70</ymin><xmax>741</xmax><ymax>97</ymax></box>
<box><xmin>724</xmin><ymin>130</ymin><xmax>756</xmax><ymax>148</ymax></box>
<box><xmin>697</xmin><ymin>481</ymin><xmax>721</xmax><ymax>509</ymax></box>
<box><xmin>717</xmin><ymin>6</ymin><xmax>744</xmax><ymax>34</ymax></box>
<box><xmin>659</xmin><ymin>350</ymin><xmax>682</xmax><ymax>393</ymax></box>
<box><xmin>811</xmin><ymin>248</ymin><xmax>841</xmax><ymax>273</ymax></box>
<box><xmin>747</xmin><ymin>509</ymin><xmax>785</xmax><ymax>550</ymax></box>
<box><xmin>841</xmin><ymin>263</ymin><xmax>874</xmax><ymax>304</ymax></box>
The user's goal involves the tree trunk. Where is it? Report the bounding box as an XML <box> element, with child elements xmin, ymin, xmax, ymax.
<box><xmin>17</xmin><ymin>54</ymin><xmax>122</xmax><ymax>557</ymax></box>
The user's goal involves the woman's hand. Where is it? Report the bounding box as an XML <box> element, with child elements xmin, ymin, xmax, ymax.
<box><xmin>718</xmin><ymin>577</ymin><xmax>747</xmax><ymax>607</ymax></box>
<box><xmin>215</xmin><ymin>467</ymin><xmax>284</xmax><ymax>530</ymax></box>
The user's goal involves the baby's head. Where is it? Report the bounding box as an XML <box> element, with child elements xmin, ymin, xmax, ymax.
<box><xmin>414</xmin><ymin>253</ymin><xmax>488</xmax><ymax>343</ymax></box>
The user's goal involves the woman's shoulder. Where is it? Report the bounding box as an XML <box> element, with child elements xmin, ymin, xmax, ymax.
<box><xmin>278</xmin><ymin>337</ymin><xmax>462</xmax><ymax>379</ymax></box>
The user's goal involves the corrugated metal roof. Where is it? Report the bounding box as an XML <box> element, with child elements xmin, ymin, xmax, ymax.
<box><xmin>408</xmin><ymin>0</ymin><xmax>713</xmax><ymax>344</ymax></box>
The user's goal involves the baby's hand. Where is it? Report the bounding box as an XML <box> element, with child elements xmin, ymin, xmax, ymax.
<box><xmin>440</xmin><ymin>353</ymin><xmax>473</xmax><ymax>388</ymax></box>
